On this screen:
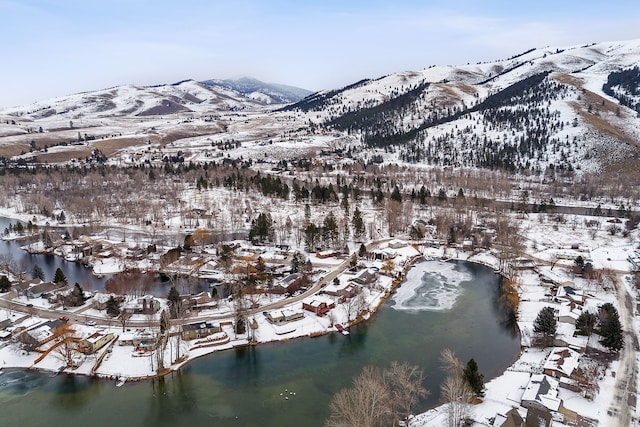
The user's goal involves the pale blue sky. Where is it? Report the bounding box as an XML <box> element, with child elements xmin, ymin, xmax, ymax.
<box><xmin>1</xmin><ymin>0</ymin><xmax>639</xmax><ymax>107</ymax></box>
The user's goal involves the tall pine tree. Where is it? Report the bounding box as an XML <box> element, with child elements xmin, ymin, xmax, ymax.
<box><xmin>599</xmin><ymin>303</ymin><xmax>624</xmax><ymax>352</ymax></box>
<box><xmin>533</xmin><ymin>306</ymin><xmax>557</xmax><ymax>346</ymax></box>
<box><xmin>463</xmin><ymin>359</ymin><xmax>485</xmax><ymax>397</ymax></box>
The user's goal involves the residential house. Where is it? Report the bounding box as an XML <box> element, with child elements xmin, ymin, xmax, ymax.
<box><xmin>180</xmin><ymin>292</ymin><xmax>215</xmax><ymax>312</ymax></box>
<box><xmin>118</xmin><ymin>330</ymin><xmax>157</xmax><ymax>351</ymax></box>
<box><xmin>370</xmin><ymin>249</ymin><xmax>397</xmax><ymax>260</ymax></box>
<box><xmin>492</xmin><ymin>408</ymin><xmax>525</xmax><ymax>427</ymax></box>
<box><xmin>387</xmin><ymin>239</ymin><xmax>407</xmax><ymax>249</ymax></box>
<box><xmin>351</xmin><ymin>269</ymin><xmax>378</xmax><ymax>286</ymax></box>
<box><xmin>543</xmin><ymin>347</ymin><xmax>580</xmax><ymax>379</ymax></box>
<box><xmin>521</xmin><ymin>374</ymin><xmax>561</xmax><ymax>413</ymax></box>
<box><xmin>316</xmin><ymin>250</ymin><xmax>342</xmax><ymax>259</ymax></box>
<box><xmin>302</xmin><ymin>299</ymin><xmax>335</xmax><ymax>316</ymax></box>
<box><xmin>181</xmin><ymin>322</ymin><xmax>221</xmax><ymax>340</ymax></box>
<box><xmin>557</xmin><ymin>302</ymin><xmax>581</xmax><ymax>325</ymax></box>
<box><xmin>20</xmin><ymin>319</ymin><xmax>64</xmax><ymax>348</ymax></box>
<box><xmin>265</xmin><ymin>309</ymin><xmax>304</xmax><ymax>325</ymax></box>
<box><xmin>20</xmin><ymin>281</ymin><xmax>67</xmax><ymax>299</ymax></box>
<box><xmin>277</xmin><ymin>273</ymin><xmax>307</xmax><ymax>294</ymax></box>
<box><xmin>92</xmin><ymin>293</ymin><xmax>124</xmax><ymax>310</ymax></box>
<box><xmin>525</xmin><ymin>407</ymin><xmax>553</xmax><ymax>427</ymax></box>
<box><xmin>556</xmin><ymin>285</ymin><xmax>585</xmax><ymax>305</ymax></box>
<box><xmin>79</xmin><ymin>331</ymin><xmax>114</xmax><ymax>354</ymax></box>
<box><xmin>122</xmin><ymin>295</ymin><xmax>160</xmax><ymax>314</ymax></box>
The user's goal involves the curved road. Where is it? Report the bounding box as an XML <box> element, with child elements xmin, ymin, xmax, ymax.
<box><xmin>0</xmin><ymin>238</ymin><xmax>395</xmax><ymax>329</ymax></box>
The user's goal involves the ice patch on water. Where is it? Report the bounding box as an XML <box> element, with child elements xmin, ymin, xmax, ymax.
<box><xmin>391</xmin><ymin>261</ymin><xmax>473</xmax><ymax>312</ymax></box>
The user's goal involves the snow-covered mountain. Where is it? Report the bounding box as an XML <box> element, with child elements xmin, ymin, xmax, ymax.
<box><xmin>1</xmin><ymin>78</ymin><xmax>310</xmax><ymax>119</ymax></box>
<box><xmin>1</xmin><ymin>39</ymin><xmax>639</xmax><ymax>176</ymax></box>
<box><xmin>202</xmin><ymin>77</ymin><xmax>312</xmax><ymax>104</ymax></box>
<box><xmin>283</xmin><ymin>39</ymin><xmax>640</xmax><ymax>175</ymax></box>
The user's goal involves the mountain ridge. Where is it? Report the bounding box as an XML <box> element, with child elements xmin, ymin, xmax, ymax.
<box><xmin>1</xmin><ymin>39</ymin><xmax>640</xmax><ymax>178</ymax></box>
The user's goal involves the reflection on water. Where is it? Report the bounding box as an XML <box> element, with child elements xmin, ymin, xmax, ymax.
<box><xmin>0</xmin><ymin>370</ymin><xmax>45</xmax><ymax>397</ymax></box>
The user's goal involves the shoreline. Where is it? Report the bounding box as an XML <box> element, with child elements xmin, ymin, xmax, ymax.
<box><xmin>1</xmin><ymin>248</ymin><xmax>521</xmax><ymax>387</ymax></box>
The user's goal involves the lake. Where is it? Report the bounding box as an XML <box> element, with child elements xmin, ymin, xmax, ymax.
<box><xmin>0</xmin><ymin>251</ymin><xmax>520</xmax><ymax>427</ymax></box>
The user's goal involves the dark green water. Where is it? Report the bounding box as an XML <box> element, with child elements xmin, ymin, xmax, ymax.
<box><xmin>0</xmin><ymin>260</ymin><xmax>519</xmax><ymax>427</ymax></box>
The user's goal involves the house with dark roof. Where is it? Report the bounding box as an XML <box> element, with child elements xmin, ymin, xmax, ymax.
<box><xmin>493</xmin><ymin>408</ymin><xmax>524</xmax><ymax>427</ymax></box>
<box><xmin>181</xmin><ymin>321</ymin><xmax>221</xmax><ymax>340</ymax></box>
<box><xmin>351</xmin><ymin>269</ymin><xmax>377</xmax><ymax>286</ymax></box>
<box><xmin>521</xmin><ymin>374</ymin><xmax>561</xmax><ymax>412</ymax></box>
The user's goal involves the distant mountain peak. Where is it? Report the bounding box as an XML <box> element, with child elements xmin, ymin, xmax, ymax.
<box><xmin>201</xmin><ymin>77</ymin><xmax>312</xmax><ymax>104</ymax></box>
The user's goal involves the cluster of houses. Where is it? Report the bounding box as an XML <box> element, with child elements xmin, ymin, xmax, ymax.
<box><xmin>12</xmin><ymin>317</ymin><xmax>114</xmax><ymax>356</ymax></box>
<box><xmin>490</xmin><ymin>255</ymin><xmax>611</xmax><ymax>427</ymax></box>
<box><xmin>492</xmin><ymin>346</ymin><xmax>588</xmax><ymax>427</ymax></box>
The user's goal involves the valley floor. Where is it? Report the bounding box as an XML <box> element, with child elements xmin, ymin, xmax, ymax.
<box><xmin>0</xmin><ymin>207</ymin><xmax>639</xmax><ymax>427</ymax></box>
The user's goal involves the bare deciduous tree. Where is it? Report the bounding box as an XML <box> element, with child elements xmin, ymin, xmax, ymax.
<box><xmin>326</xmin><ymin>362</ymin><xmax>428</xmax><ymax>427</ymax></box>
<box><xmin>52</xmin><ymin>323</ymin><xmax>80</xmax><ymax>368</ymax></box>
<box><xmin>440</xmin><ymin>349</ymin><xmax>473</xmax><ymax>427</ymax></box>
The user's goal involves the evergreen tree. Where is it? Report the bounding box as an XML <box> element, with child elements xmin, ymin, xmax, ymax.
<box><xmin>575</xmin><ymin>311</ymin><xmax>597</xmax><ymax>336</ymax></box>
<box><xmin>599</xmin><ymin>303</ymin><xmax>624</xmax><ymax>352</ymax></box>
<box><xmin>322</xmin><ymin>211</ymin><xmax>339</xmax><ymax>247</ymax></box>
<box><xmin>390</xmin><ymin>185</ymin><xmax>402</xmax><ymax>202</ymax></box>
<box><xmin>0</xmin><ymin>275</ymin><xmax>10</xmax><ymax>292</ymax></box>
<box><xmin>351</xmin><ymin>206</ymin><xmax>366</xmax><ymax>242</ymax></box>
<box><xmin>31</xmin><ymin>264</ymin><xmax>45</xmax><ymax>281</ymax></box>
<box><xmin>248</xmin><ymin>212</ymin><xmax>273</xmax><ymax>243</ymax></box>
<box><xmin>69</xmin><ymin>283</ymin><xmax>85</xmax><ymax>306</ymax></box>
<box><xmin>290</xmin><ymin>251</ymin><xmax>306</xmax><ymax>274</ymax></box>
<box><xmin>419</xmin><ymin>185</ymin><xmax>429</xmax><ymax>204</ymax></box>
<box><xmin>106</xmin><ymin>296</ymin><xmax>121</xmax><ymax>317</ymax></box>
<box><xmin>53</xmin><ymin>267</ymin><xmax>67</xmax><ymax>285</ymax></box>
<box><xmin>168</xmin><ymin>286</ymin><xmax>181</xmax><ymax>307</ymax></box>
<box><xmin>358</xmin><ymin>243</ymin><xmax>367</xmax><ymax>258</ymax></box>
<box><xmin>463</xmin><ymin>358</ymin><xmax>485</xmax><ymax>397</ymax></box>
<box><xmin>533</xmin><ymin>306</ymin><xmax>556</xmax><ymax>345</ymax></box>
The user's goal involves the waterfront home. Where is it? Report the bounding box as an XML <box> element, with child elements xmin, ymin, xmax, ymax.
<box><xmin>323</xmin><ymin>279</ymin><xmax>360</xmax><ymax>299</ymax></box>
<box><xmin>92</xmin><ymin>293</ymin><xmax>124</xmax><ymax>310</ymax></box>
<box><xmin>16</xmin><ymin>281</ymin><xmax>67</xmax><ymax>299</ymax></box>
<box><xmin>265</xmin><ymin>309</ymin><xmax>304</xmax><ymax>325</ymax></box>
<box><xmin>79</xmin><ymin>331</ymin><xmax>114</xmax><ymax>354</ymax></box>
<box><xmin>122</xmin><ymin>295</ymin><xmax>160</xmax><ymax>314</ymax></box>
<box><xmin>181</xmin><ymin>321</ymin><xmax>221</xmax><ymax>340</ymax></box>
<box><xmin>302</xmin><ymin>298</ymin><xmax>335</xmax><ymax>316</ymax></box>
<box><xmin>520</xmin><ymin>373</ymin><xmax>580</xmax><ymax>425</ymax></box>
<box><xmin>118</xmin><ymin>330</ymin><xmax>158</xmax><ymax>351</ymax></box>
<box><xmin>19</xmin><ymin>319</ymin><xmax>64</xmax><ymax>348</ymax></box>
<box><xmin>351</xmin><ymin>269</ymin><xmax>377</xmax><ymax>286</ymax></box>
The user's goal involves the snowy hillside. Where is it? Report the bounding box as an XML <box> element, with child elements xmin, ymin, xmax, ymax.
<box><xmin>202</xmin><ymin>77</ymin><xmax>313</xmax><ymax>104</ymax></box>
<box><xmin>1</xmin><ymin>39</ymin><xmax>639</xmax><ymax>176</ymax></box>
<box><xmin>284</xmin><ymin>39</ymin><xmax>640</xmax><ymax>175</ymax></box>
